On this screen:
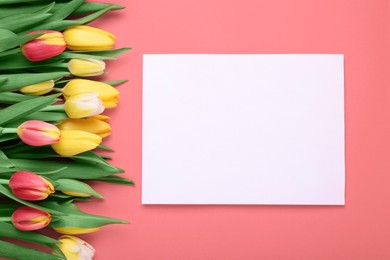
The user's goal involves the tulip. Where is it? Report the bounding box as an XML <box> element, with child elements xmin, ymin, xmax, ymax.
<box><xmin>63</xmin><ymin>25</ymin><xmax>115</xmax><ymax>51</ymax></box>
<box><xmin>19</xmin><ymin>80</ymin><xmax>54</xmax><ymax>96</ymax></box>
<box><xmin>51</xmin><ymin>130</ymin><xmax>102</xmax><ymax>156</ymax></box>
<box><xmin>90</xmin><ymin>114</ymin><xmax>110</xmax><ymax>122</ymax></box>
<box><xmin>17</xmin><ymin>120</ymin><xmax>60</xmax><ymax>146</ymax></box>
<box><xmin>64</xmin><ymin>93</ymin><xmax>105</xmax><ymax>119</ymax></box>
<box><xmin>21</xmin><ymin>30</ymin><xmax>66</xmax><ymax>61</ymax></box>
<box><xmin>63</xmin><ymin>79</ymin><xmax>119</xmax><ymax>108</ymax></box>
<box><xmin>58</xmin><ymin>118</ymin><xmax>111</xmax><ymax>138</ymax></box>
<box><xmin>57</xmin><ymin>235</ymin><xmax>96</xmax><ymax>260</ymax></box>
<box><xmin>68</xmin><ymin>58</ymin><xmax>105</xmax><ymax>77</ymax></box>
<box><xmin>12</xmin><ymin>207</ymin><xmax>51</xmax><ymax>231</ymax></box>
<box><xmin>54</xmin><ymin>227</ymin><xmax>100</xmax><ymax>235</ymax></box>
<box><xmin>9</xmin><ymin>171</ymin><xmax>55</xmax><ymax>200</ymax></box>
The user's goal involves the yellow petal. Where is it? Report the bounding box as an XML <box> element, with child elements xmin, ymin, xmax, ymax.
<box><xmin>54</xmin><ymin>227</ymin><xmax>100</xmax><ymax>235</ymax></box>
<box><xmin>68</xmin><ymin>59</ymin><xmax>105</xmax><ymax>77</ymax></box>
<box><xmin>51</xmin><ymin>130</ymin><xmax>102</xmax><ymax>156</ymax></box>
<box><xmin>64</xmin><ymin>25</ymin><xmax>115</xmax><ymax>51</ymax></box>
<box><xmin>63</xmin><ymin>79</ymin><xmax>119</xmax><ymax>108</ymax></box>
<box><xmin>20</xmin><ymin>80</ymin><xmax>54</xmax><ymax>96</ymax></box>
<box><xmin>58</xmin><ymin>118</ymin><xmax>111</xmax><ymax>138</ymax></box>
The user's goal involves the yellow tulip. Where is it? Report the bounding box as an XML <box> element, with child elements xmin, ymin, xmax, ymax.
<box><xmin>51</xmin><ymin>130</ymin><xmax>102</xmax><ymax>156</ymax></box>
<box><xmin>64</xmin><ymin>93</ymin><xmax>105</xmax><ymax>119</ymax></box>
<box><xmin>57</xmin><ymin>235</ymin><xmax>95</xmax><ymax>260</ymax></box>
<box><xmin>63</xmin><ymin>79</ymin><xmax>119</xmax><ymax>108</ymax></box>
<box><xmin>58</xmin><ymin>118</ymin><xmax>111</xmax><ymax>138</ymax></box>
<box><xmin>68</xmin><ymin>58</ymin><xmax>105</xmax><ymax>77</ymax></box>
<box><xmin>20</xmin><ymin>80</ymin><xmax>54</xmax><ymax>95</ymax></box>
<box><xmin>89</xmin><ymin>114</ymin><xmax>110</xmax><ymax>122</ymax></box>
<box><xmin>54</xmin><ymin>227</ymin><xmax>100</xmax><ymax>235</ymax></box>
<box><xmin>63</xmin><ymin>25</ymin><xmax>115</xmax><ymax>51</ymax></box>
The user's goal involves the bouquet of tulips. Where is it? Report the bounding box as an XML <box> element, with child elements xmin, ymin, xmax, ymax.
<box><xmin>0</xmin><ymin>1</ymin><xmax>132</xmax><ymax>259</ymax></box>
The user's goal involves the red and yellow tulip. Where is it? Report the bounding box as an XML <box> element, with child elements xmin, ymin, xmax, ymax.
<box><xmin>9</xmin><ymin>171</ymin><xmax>55</xmax><ymax>201</ymax></box>
<box><xmin>12</xmin><ymin>207</ymin><xmax>51</xmax><ymax>231</ymax></box>
<box><xmin>21</xmin><ymin>30</ymin><xmax>66</xmax><ymax>61</ymax></box>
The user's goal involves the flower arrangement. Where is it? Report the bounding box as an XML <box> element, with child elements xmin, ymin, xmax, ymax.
<box><xmin>0</xmin><ymin>1</ymin><xmax>132</xmax><ymax>259</ymax></box>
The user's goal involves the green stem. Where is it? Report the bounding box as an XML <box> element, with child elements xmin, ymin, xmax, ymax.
<box><xmin>0</xmin><ymin>179</ymin><xmax>9</xmax><ymax>184</ymax></box>
<box><xmin>1</xmin><ymin>128</ymin><xmax>17</xmax><ymax>134</ymax></box>
<box><xmin>52</xmin><ymin>88</ymin><xmax>64</xmax><ymax>93</ymax></box>
<box><xmin>40</xmin><ymin>104</ymin><xmax>65</xmax><ymax>112</ymax></box>
<box><xmin>0</xmin><ymin>217</ymin><xmax>11</xmax><ymax>222</ymax></box>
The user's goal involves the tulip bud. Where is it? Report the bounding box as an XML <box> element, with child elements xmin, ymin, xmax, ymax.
<box><xmin>17</xmin><ymin>120</ymin><xmax>60</xmax><ymax>146</ymax></box>
<box><xmin>19</xmin><ymin>80</ymin><xmax>54</xmax><ymax>96</ymax></box>
<box><xmin>68</xmin><ymin>58</ymin><xmax>105</xmax><ymax>77</ymax></box>
<box><xmin>64</xmin><ymin>93</ymin><xmax>105</xmax><ymax>119</ymax></box>
<box><xmin>63</xmin><ymin>25</ymin><xmax>115</xmax><ymax>51</ymax></box>
<box><xmin>54</xmin><ymin>227</ymin><xmax>100</xmax><ymax>235</ymax></box>
<box><xmin>12</xmin><ymin>207</ymin><xmax>51</xmax><ymax>231</ymax></box>
<box><xmin>63</xmin><ymin>79</ymin><xmax>119</xmax><ymax>108</ymax></box>
<box><xmin>21</xmin><ymin>30</ymin><xmax>66</xmax><ymax>61</ymax></box>
<box><xmin>51</xmin><ymin>130</ymin><xmax>102</xmax><ymax>156</ymax></box>
<box><xmin>90</xmin><ymin>114</ymin><xmax>110</xmax><ymax>122</ymax></box>
<box><xmin>57</xmin><ymin>235</ymin><xmax>96</xmax><ymax>260</ymax></box>
<box><xmin>58</xmin><ymin>118</ymin><xmax>111</xmax><ymax>138</ymax></box>
<box><xmin>9</xmin><ymin>171</ymin><xmax>55</xmax><ymax>201</ymax></box>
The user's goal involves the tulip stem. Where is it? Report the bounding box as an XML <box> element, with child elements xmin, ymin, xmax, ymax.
<box><xmin>40</xmin><ymin>104</ymin><xmax>65</xmax><ymax>112</ymax></box>
<box><xmin>0</xmin><ymin>179</ymin><xmax>9</xmax><ymax>184</ymax></box>
<box><xmin>53</xmin><ymin>88</ymin><xmax>64</xmax><ymax>93</ymax></box>
<box><xmin>1</xmin><ymin>128</ymin><xmax>17</xmax><ymax>134</ymax></box>
<box><xmin>0</xmin><ymin>217</ymin><xmax>11</xmax><ymax>222</ymax></box>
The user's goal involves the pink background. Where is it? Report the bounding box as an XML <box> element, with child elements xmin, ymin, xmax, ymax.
<box><xmin>80</xmin><ymin>0</ymin><xmax>390</xmax><ymax>259</ymax></box>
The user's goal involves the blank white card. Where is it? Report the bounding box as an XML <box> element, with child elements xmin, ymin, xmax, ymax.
<box><xmin>142</xmin><ymin>54</ymin><xmax>345</xmax><ymax>205</ymax></box>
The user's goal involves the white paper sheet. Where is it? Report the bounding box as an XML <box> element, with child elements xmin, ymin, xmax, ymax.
<box><xmin>142</xmin><ymin>54</ymin><xmax>345</xmax><ymax>205</ymax></box>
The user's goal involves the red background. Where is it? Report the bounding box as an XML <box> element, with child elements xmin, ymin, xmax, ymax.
<box><xmin>79</xmin><ymin>0</ymin><xmax>390</xmax><ymax>259</ymax></box>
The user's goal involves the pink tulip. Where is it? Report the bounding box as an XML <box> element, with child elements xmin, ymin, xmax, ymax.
<box><xmin>9</xmin><ymin>171</ymin><xmax>55</xmax><ymax>201</ymax></box>
<box><xmin>21</xmin><ymin>30</ymin><xmax>66</xmax><ymax>61</ymax></box>
<box><xmin>12</xmin><ymin>207</ymin><xmax>51</xmax><ymax>231</ymax></box>
<box><xmin>17</xmin><ymin>120</ymin><xmax>60</xmax><ymax>146</ymax></box>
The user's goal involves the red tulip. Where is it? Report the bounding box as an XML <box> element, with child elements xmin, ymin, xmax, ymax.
<box><xmin>9</xmin><ymin>171</ymin><xmax>55</xmax><ymax>201</ymax></box>
<box><xmin>21</xmin><ymin>30</ymin><xmax>66</xmax><ymax>61</ymax></box>
<box><xmin>17</xmin><ymin>120</ymin><xmax>60</xmax><ymax>146</ymax></box>
<box><xmin>12</xmin><ymin>207</ymin><xmax>51</xmax><ymax>231</ymax></box>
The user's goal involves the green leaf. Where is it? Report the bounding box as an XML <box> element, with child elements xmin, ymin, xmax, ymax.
<box><xmin>97</xmin><ymin>144</ymin><xmax>114</xmax><ymax>151</ymax></box>
<box><xmin>0</xmin><ymin>32</ymin><xmax>44</xmax><ymax>52</ymax></box>
<box><xmin>0</xmin><ymin>94</ymin><xmax>60</xmax><ymax>126</ymax></box>
<box><xmin>58</xmin><ymin>48</ymin><xmax>131</xmax><ymax>60</ymax></box>
<box><xmin>0</xmin><ymin>221</ymin><xmax>58</xmax><ymax>246</ymax></box>
<box><xmin>0</xmin><ymin>240</ymin><xmax>62</xmax><ymax>260</ymax></box>
<box><xmin>0</xmin><ymin>0</ymin><xmax>55</xmax><ymax>4</ymax></box>
<box><xmin>0</xmin><ymin>77</ymin><xmax>7</xmax><ymax>86</ymax></box>
<box><xmin>8</xmin><ymin>158</ymin><xmax>124</xmax><ymax>180</ymax></box>
<box><xmin>0</xmin><ymin>149</ymin><xmax>14</xmax><ymax>168</ymax></box>
<box><xmin>0</xmin><ymin>71</ymin><xmax>69</xmax><ymax>92</ymax></box>
<box><xmin>0</xmin><ymin>133</ymin><xmax>18</xmax><ymax>142</ymax></box>
<box><xmin>46</xmin><ymin>0</ymin><xmax>84</xmax><ymax>22</ymax></box>
<box><xmin>0</xmin><ymin>13</ymin><xmax>52</xmax><ymax>33</ymax></box>
<box><xmin>52</xmin><ymin>2</ymin><xmax>124</xmax><ymax>15</ymax></box>
<box><xmin>0</xmin><ymin>184</ymin><xmax>65</xmax><ymax>215</ymax></box>
<box><xmin>75</xmin><ymin>5</ymin><xmax>118</xmax><ymax>24</ymax></box>
<box><xmin>0</xmin><ymin>48</ymin><xmax>20</xmax><ymax>58</ymax></box>
<box><xmin>0</xmin><ymin>92</ymin><xmax>38</xmax><ymax>104</ymax></box>
<box><xmin>95</xmin><ymin>175</ymin><xmax>135</xmax><ymax>185</ymax></box>
<box><xmin>55</xmin><ymin>179</ymin><xmax>103</xmax><ymax>198</ymax></box>
<box><xmin>104</xmin><ymin>79</ymin><xmax>128</xmax><ymax>86</ymax></box>
<box><xmin>0</xmin><ymin>3</ymin><xmax>55</xmax><ymax>19</ymax></box>
<box><xmin>0</xmin><ymin>52</ymin><xmax>64</xmax><ymax>70</ymax></box>
<box><xmin>43</xmin><ymin>201</ymin><xmax>128</xmax><ymax>229</ymax></box>
<box><xmin>18</xmin><ymin>20</ymin><xmax>82</xmax><ymax>35</ymax></box>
